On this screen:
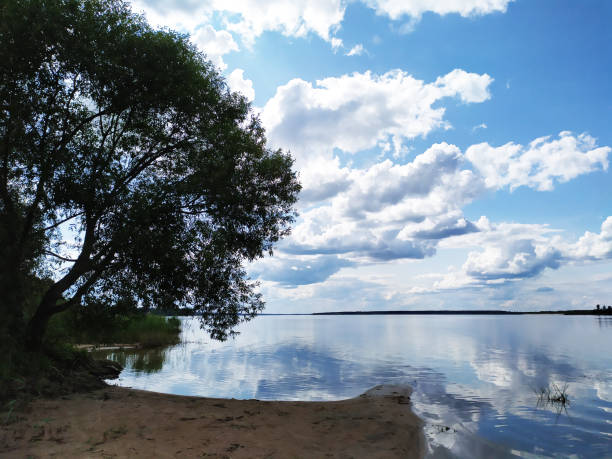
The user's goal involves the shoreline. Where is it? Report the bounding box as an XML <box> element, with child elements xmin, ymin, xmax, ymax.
<box><xmin>311</xmin><ymin>309</ymin><xmax>612</xmax><ymax>316</ymax></box>
<box><xmin>1</xmin><ymin>384</ymin><xmax>425</xmax><ymax>458</ymax></box>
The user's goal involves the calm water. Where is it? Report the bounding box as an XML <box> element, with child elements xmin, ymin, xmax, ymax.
<box><xmin>100</xmin><ymin>315</ymin><xmax>612</xmax><ymax>458</ymax></box>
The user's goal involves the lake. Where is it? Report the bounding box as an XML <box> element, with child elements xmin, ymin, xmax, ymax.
<box><xmin>99</xmin><ymin>314</ymin><xmax>612</xmax><ymax>458</ymax></box>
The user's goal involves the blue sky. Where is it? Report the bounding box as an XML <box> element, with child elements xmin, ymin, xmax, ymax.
<box><xmin>131</xmin><ymin>0</ymin><xmax>612</xmax><ymax>312</ymax></box>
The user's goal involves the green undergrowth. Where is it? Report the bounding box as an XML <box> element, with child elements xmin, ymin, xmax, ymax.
<box><xmin>46</xmin><ymin>306</ymin><xmax>181</xmax><ymax>348</ymax></box>
<box><xmin>0</xmin><ymin>312</ymin><xmax>179</xmax><ymax>404</ymax></box>
<box><xmin>0</xmin><ymin>342</ymin><xmax>117</xmax><ymax>407</ymax></box>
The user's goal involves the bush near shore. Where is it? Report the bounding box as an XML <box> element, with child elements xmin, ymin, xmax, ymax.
<box><xmin>1</xmin><ymin>303</ymin><xmax>181</xmax><ymax>404</ymax></box>
<box><xmin>46</xmin><ymin>305</ymin><xmax>181</xmax><ymax>348</ymax></box>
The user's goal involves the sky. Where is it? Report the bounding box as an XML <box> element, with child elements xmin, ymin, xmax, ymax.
<box><xmin>129</xmin><ymin>0</ymin><xmax>612</xmax><ymax>313</ymax></box>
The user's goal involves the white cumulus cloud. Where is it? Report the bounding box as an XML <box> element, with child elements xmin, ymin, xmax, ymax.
<box><xmin>250</xmin><ymin>254</ymin><xmax>354</xmax><ymax>286</ymax></box>
<box><xmin>283</xmin><ymin>143</ymin><xmax>483</xmax><ymax>262</ymax></box>
<box><xmin>130</xmin><ymin>0</ymin><xmax>512</xmax><ymax>47</ymax></box>
<box><xmin>227</xmin><ymin>69</ymin><xmax>255</xmax><ymax>102</ymax></box>
<box><xmin>217</xmin><ymin>0</ymin><xmax>346</xmax><ymax>45</ymax></box>
<box><xmin>424</xmin><ymin>218</ymin><xmax>566</xmax><ymax>290</ymax></box>
<box><xmin>298</xmin><ymin>155</ymin><xmax>352</xmax><ymax>204</ymax></box>
<box><xmin>331</xmin><ymin>37</ymin><xmax>344</xmax><ymax>51</ymax></box>
<box><xmin>337</xmin><ymin>143</ymin><xmax>468</xmax><ymax>220</ymax></box>
<box><xmin>261</xmin><ymin>69</ymin><xmax>493</xmax><ymax>159</ymax></box>
<box><xmin>191</xmin><ymin>24</ymin><xmax>239</xmax><ymax>70</ymax></box>
<box><xmin>346</xmin><ymin>44</ymin><xmax>365</xmax><ymax>56</ymax></box>
<box><xmin>426</xmin><ymin>215</ymin><xmax>612</xmax><ymax>293</ymax></box>
<box><xmin>463</xmin><ymin>239</ymin><xmax>562</xmax><ymax>281</ymax></box>
<box><xmin>129</xmin><ymin>0</ymin><xmax>345</xmax><ymax>49</ymax></box>
<box><xmin>466</xmin><ymin>132</ymin><xmax>610</xmax><ymax>191</ymax></box>
<box><xmin>565</xmin><ymin>217</ymin><xmax>612</xmax><ymax>260</ymax></box>
<box><xmin>366</xmin><ymin>0</ymin><xmax>514</xmax><ymax>20</ymax></box>
<box><xmin>435</xmin><ymin>69</ymin><xmax>493</xmax><ymax>103</ymax></box>
<box><xmin>130</xmin><ymin>0</ymin><xmax>213</xmax><ymax>32</ymax></box>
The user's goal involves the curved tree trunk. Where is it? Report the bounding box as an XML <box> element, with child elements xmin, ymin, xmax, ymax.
<box><xmin>24</xmin><ymin>306</ymin><xmax>54</xmax><ymax>351</ymax></box>
<box><xmin>24</xmin><ymin>287</ymin><xmax>64</xmax><ymax>352</ymax></box>
<box><xmin>0</xmin><ymin>263</ymin><xmax>26</xmax><ymax>352</ymax></box>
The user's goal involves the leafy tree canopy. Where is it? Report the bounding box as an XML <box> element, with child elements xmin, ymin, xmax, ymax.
<box><xmin>0</xmin><ymin>0</ymin><xmax>300</xmax><ymax>349</ymax></box>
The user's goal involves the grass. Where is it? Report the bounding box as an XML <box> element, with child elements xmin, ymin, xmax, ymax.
<box><xmin>108</xmin><ymin>315</ymin><xmax>181</xmax><ymax>348</ymax></box>
<box><xmin>1</xmin><ymin>297</ymin><xmax>181</xmax><ymax>403</ymax></box>
<box><xmin>536</xmin><ymin>383</ymin><xmax>570</xmax><ymax>406</ymax></box>
<box><xmin>535</xmin><ymin>383</ymin><xmax>571</xmax><ymax>419</ymax></box>
<box><xmin>3</xmin><ymin>399</ymin><xmax>18</xmax><ymax>425</ymax></box>
<box><xmin>0</xmin><ymin>344</ymin><xmax>92</xmax><ymax>404</ymax></box>
<box><xmin>46</xmin><ymin>309</ymin><xmax>181</xmax><ymax>348</ymax></box>
<box><xmin>1</xmin><ymin>313</ymin><xmax>180</xmax><ymax>402</ymax></box>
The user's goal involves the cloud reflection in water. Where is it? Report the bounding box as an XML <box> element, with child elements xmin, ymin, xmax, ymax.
<box><xmin>103</xmin><ymin>315</ymin><xmax>612</xmax><ymax>457</ymax></box>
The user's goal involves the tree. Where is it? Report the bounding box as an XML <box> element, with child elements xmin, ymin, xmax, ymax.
<box><xmin>0</xmin><ymin>0</ymin><xmax>300</xmax><ymax>351</ymax></box>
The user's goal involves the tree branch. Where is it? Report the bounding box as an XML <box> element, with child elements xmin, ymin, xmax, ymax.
<box><xmin>53</xmin><ymin>271</ymin><xmax>102</xmax><ymax>313</ymax></box>
<box><xmin>55</xmin><ymin>107</ymin><xmax>113</xmax><ymax>156</ymax></box>
<box><xmin>18</xmin><ymin>167</ymin><xmax>48</xmax><ymax>250</ymax></box>
<box><xmin>105</xmin><ymin>139</ymin><xmax>186</xmax><ymax>202</ymax></box>
<box><xmin>43</xmin><ymin>250</ymin><xmax>78</xmax><ymax>263</ymax></box>
<box><xmin>37</xmin><ymin>212</ymin><xmax>98</xmax><ymax>313</ymax></box>
<box><xmin>43</xmin><ymin>211</ymin><xmax>85</xmax><ymax>231</ymax></box>
<box><xmin>0</xmin><ymin>112</ymin><xmax>17</xmax><ymax>236</ymax></box>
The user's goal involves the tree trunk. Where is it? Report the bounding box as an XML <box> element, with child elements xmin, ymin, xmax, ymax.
<box><xmin>0</xmin><ymin>266</ymin><xmax>26</xmax><ymax>351</ymax></box>
<box><xmin>24</xmin><ymin>302</ymin><xmax>54</xmax><ymax>351</ymax></box>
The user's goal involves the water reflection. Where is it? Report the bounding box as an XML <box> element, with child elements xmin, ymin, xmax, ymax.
<box><xmin>99</xmin><ymin>348</ymin><xmax>168</xmax><ymax>374</ymax></box>
<box><xmin>101</xmin><ymin>315</ymin><xmax>612</xmax><ymax>458</ymax></box>
<box><xmin>597</xmin><ymin>315</ymin><xmax>612</xmax><ymax>328</ymax></box>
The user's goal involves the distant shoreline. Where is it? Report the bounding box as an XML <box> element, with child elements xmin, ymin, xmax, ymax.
<box><xmin>310</xmin><ymin>309</ymin><xmax>612</xmax><ymax>316</ymax></box>
<box><xmin>182</xmin><ymin>310</ymin><xmax>612</xmax><ymax>317</ymax></box>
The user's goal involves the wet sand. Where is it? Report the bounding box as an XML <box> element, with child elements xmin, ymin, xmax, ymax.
<box><xmin>1</xmin><ymin>385</ymin><xmax>425</xmax><ymax>458</ymax></box>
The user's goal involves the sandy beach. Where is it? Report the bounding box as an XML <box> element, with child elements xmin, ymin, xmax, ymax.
<box><xmin>1</xmin><ymin>385</ymin><xmax>425</xmax><ymax>458</ymax></box>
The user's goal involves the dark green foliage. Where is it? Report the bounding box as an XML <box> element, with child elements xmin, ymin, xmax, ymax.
<box><xmin>0</xmin><ymin>343</ymin><xmax>121</xmax><ymax>402</ymax></box>
<box><xmin>46</xmin><ymin>305</ymin><xmax>181</xmax><ymax>347</ymax></box>
<box><xmin>0</xmin><ymin>0</ymin><xmax>300</xmax><ymax>353</ymax></box>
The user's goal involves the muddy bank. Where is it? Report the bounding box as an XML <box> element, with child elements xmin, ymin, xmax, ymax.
<box><xmin>1</xmin><ymin>384</ymin><xmax>425</xmax><ymax>458</ymax></box>
<box><xmin>1</xmin><ymin>351</ymin><xmax>123</xmax><ymax>403</ymax></box>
